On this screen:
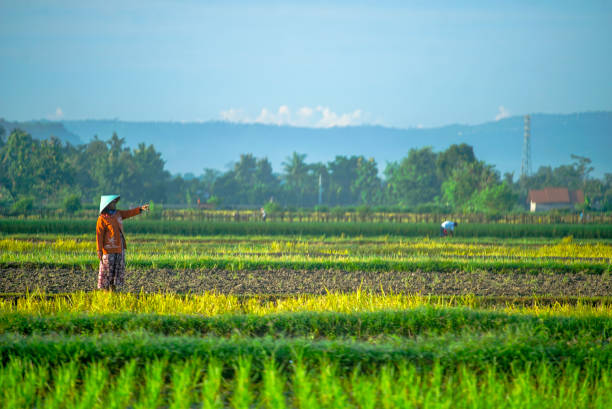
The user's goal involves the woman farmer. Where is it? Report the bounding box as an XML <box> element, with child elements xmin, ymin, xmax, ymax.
<box><xmin>96</xmin><ymin>195</ymin><xmax>149</xmax><ymax>291</ymax></box>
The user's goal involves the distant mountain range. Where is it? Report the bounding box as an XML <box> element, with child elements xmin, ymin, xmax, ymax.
<box><xmin>0</xmin><ymin>119</ymin><xmax>82</xmax><ymax>146</ymax></box>
<box><xmin>1</xmin><ymin>112</ymin><xmax>611</xmax><ymax>177</ymax></box>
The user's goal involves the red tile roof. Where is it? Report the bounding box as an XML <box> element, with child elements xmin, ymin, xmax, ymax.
<box><xmin>528</xmin><ymin>188</ymin><xmax>584</xmax><ymax>204</ymax></box>
<box><xmin>569</xmin><ymin>189</ymin><xmax>585</xmax><ymax>204</ymax></box>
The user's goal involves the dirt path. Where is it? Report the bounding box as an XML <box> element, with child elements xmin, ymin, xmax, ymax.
<box><xmin>1</xmin><ymin>267</ymin><xmax>611</xmax><ymax>296</ymax></box>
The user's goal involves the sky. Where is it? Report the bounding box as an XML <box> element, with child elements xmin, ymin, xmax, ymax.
<box><xmin>1</xmin><ymin>0</ymin><xmax>611</xmax><ymax>128</ymax></box>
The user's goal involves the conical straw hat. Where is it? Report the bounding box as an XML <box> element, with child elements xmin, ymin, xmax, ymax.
<box><xmin>99</xmin><ymin>195</ymin><xmax>120</xmax><ymax>214</ymax></box>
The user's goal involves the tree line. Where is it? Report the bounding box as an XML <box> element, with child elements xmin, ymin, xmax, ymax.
<box><xmin>1</xmin><ymin>128</ymin><xmax>611</xmax><ymax>213</ymax></box>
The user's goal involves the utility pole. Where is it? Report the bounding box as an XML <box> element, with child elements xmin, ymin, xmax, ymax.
<box><xmin>521</xmin><ymin>114</ymin><xmax>531</xmax><ymax>178</ymax></box>
<box><xmin>318</xmin><ymin>173</ymin><xmax>323</xmax><ymax>205</ymax></box>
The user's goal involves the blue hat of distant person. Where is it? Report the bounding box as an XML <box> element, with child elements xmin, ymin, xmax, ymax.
<box><xmin>99</xmin><ymin>195</ymin><xmax>120</xmax><ymax>214</ymax></box>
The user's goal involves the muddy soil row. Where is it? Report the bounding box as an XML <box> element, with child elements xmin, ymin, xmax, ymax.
<box><xmin>1</xmin><ymin>267</ymin><xmax>611</xmax><ymax>296</ymax></box>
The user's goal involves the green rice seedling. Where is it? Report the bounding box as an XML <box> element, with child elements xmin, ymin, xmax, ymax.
<box><xmin>481</xmin><ymin>365</ymin><xmax>505</xmax><ymax>409</ymax></box>
<box><xmin>230</xmin><ymin>356</ymin><xmax>253</xmax><ymax>409</ymax></box>
<box><xmin>349</xmin><ymin>368</ymin><xmax>377</xmax><ymax>409</ymax></box>
<box><xmin>0</xmin><ymin>359</ymin><xmax>25</xmax><ymax>408</ymax></box>
<box><xmin>592</xmin><ymin>370</ymin><xmax>612</xmax><ymax>408</ymax></box>
<box><xmin>106</xmin><ymin>359</ymin><xmax>137</xmax><ymax>409</ymax></box>
<box><xmin>169</xmin><ymin>358</ymin><xmax>201</xmax><ymax>409</ymax></box>
<box><xmin>73</xmin><ymin>361</ymin><xmax>108</xmax><ymax>409</ymax></box>
<box><xmin>422</xmin><ymin>361</ymin><xmax>444</xmax><ymax>408</ymax></box>
<box><xmin>43</xmin><ymin>360</ymin><xmax>78</xmax><ymax>409</ymax></box>
<box><xmin>0</xmin><ymin>358</ymin><xmax>47</xmax><ymax>409</ymax></box>
<box><xmin>396</xmin><ymin>364</ymin><xmax>423</xmax><ymax>409</ymax></box>
<box><xmin>317</xmin><ymin>359</ymin><xmax>349</xmax><ymax>409</ymax></box>
<box><xmin>133</xmin><ymin>359</ymin><xmax>166</xmax><ymax>409</ymax></box>
<box><xmin>292</xmin><ymin>356</ymin><xmax>319</xmax><ymax>409</ymax></box>
<box><xmin>261</xmin><ymin>358</ymin><xmax>287</xmax><ymax>409</ymax></box>
<box><xmin>1</xmin><ymin>357</ymin><xmax>611</xmax><ymax>408</ymax></box>
<box><xmin>199</xmin><ymin>359</ymin><xmax>224</xmax><ymax>409</ymax></box>
<box><xmin>376</xmin><ymin>365</ymin><xmax>396</xmax><ymax>409</ymax></box>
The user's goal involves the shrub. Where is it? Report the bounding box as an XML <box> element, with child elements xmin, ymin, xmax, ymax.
<box><xmin>62</xmin><ymin>194</ymin><xmax>82</xmax><ymax>214</ymax></box>
<box><xmin>11</xmin><ymin>196</ymin><xmax>34</xmax><ymax>214</ymax></box>
<box><xmin>414</xmin><ymin>203</ymin><xmax>449</xmax><ymax>214</ymax></box>
<box><xmin>207</xmin><ymin>196</ymin><xmax>220</xmax><ymax>208</ymax></box>
<box><xmin>264</xmin><ymin>202</ymin><xmax>282</xmax><ymax>215</ymax></box>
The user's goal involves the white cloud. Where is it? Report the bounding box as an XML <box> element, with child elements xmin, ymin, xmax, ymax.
<box><xmin>297</xmin><ymin>106</ymin><xmax>313</xmax><ymax>118</ymax></box>
<box><xmin>221</xmin><ymin>105</ymin><xmax>365</xmax><ymax>128</ymax></box>
<box><xmin>220</xmin><ymin>108</ymin><xmax>249</xmax><ymax>122</ymax></box>
<box><xmin>278</xmin><ymin>105</ymin><xmax>290</xmax><ymax>116</ymax></box>
<box><xmin>47</xmin><ymin>107</ymin><xmax>64</xmax><ymax>120</ymax></box>
<box><xmin>495</xmin><ymin>105</ymin><xmax>510</xmax><ymax>121</ymax></box>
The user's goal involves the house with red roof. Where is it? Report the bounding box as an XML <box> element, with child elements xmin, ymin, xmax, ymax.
<box><xmin>527</xmin><ymin>187</ymin><xmax>584</xmax><ymax>212</ymax></box>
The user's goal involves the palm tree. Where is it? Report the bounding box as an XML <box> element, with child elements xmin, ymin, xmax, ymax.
<box><xmin>282</xmin><ymin>152</ymin><xmax>311</xmax><ymax>206</ymax></box>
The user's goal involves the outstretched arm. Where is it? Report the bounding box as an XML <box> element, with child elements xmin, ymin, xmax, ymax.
<box><xmin>119</xmin><ymin>204</ymin><xmax>148</xmax><ymax>219</ymax></box>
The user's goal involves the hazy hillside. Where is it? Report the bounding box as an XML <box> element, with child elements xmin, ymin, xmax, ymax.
<box><xmin>3</xmin><ymin>113</ymin><xmax>610</xmax><ymax>177</ymax></box>
<box><xmin>0</xmin><ymin>119</ymin><xmax>81</xmax><ymax>146</ymax></box>
<box><xmin>61</xmin><ymin>112</ymin><xmax>611</xmax><ymax>177</ymax></box>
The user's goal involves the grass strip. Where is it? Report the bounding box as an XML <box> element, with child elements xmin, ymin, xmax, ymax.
<box><xmin>1</xmin><ymin>332</ymin><xmax>610</xmax><ymax>373</ymax></box>
<box><xmin>1</xmin><ymin>257</ymin><xmax>609</xmax><ymax>274</ymax></box>
<box><xmin>2</xmin><ymin>219</ymin><xmax>612</xmax><ymax>238</ymax></box>
<box><xmin>1</xmin><ymin>309</ymin><xmax>611</xmax><ymax>341</ymax></box>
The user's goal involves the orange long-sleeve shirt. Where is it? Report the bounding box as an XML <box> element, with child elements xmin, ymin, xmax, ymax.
<box><xmin>96</xmin><ymin>207</ymin><xmax>142</xmax><ymax>254</ymax></box>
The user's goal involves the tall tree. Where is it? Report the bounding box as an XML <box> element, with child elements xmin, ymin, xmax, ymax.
<box><xmin>437</xmin><ymin>144</ymin><xmax>476</xmax><ymax>180</ymax></box>
<box><xmin>0</xmin><ymin>130</ymin><xmax>38</xmax><ymax>199</ymax></box>
<box><xmin>130</xmin><ymin>143</ymin><xmax>170</xmax><ymax>202</ymax></box>
<box><xmin>353</xmin><ymin>157</ymin><xmax>381</xmax><ymax>204</ymax></box>
<box><xmin>385</xmin><ymin>147</ymin><xmax>440</xmax><ymax>207</ymax></box>
<box><xmin>282</xmin><ymin>152</ymin><xmax>313</xmax><ymax>206</ymax></box>
<box><xmin>442</xmin><ymin>161</ymin><xmax>499</xmax><ymax>210</ymax></box>
<box><xmin>327</xmin><ymin>155</ymin><xmax>361</xmax><ymax>206</ymax></box>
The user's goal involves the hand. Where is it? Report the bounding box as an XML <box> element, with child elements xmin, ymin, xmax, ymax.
<box><xmin>97</xmin><ymin>251</ymin><xmax>103</xmax><ymax>262</ymax></box>
<box><xmin>141</xmin><ymin>203</ymin><xmax>150</xmax><ymax>212</ymax></box>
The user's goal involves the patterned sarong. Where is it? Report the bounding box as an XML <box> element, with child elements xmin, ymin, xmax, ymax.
<box><xmin>98</xmin><ymin>252</ymin><xmax>125</xmax><ymax>290</ymax></box>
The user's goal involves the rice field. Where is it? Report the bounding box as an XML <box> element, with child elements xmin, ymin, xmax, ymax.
<box><xmin>1</xmin><ymin>219</ymin><xmax>611</xmax><ymax>407</ymax></box>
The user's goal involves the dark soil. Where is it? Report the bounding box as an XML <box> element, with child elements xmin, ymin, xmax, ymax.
<box><xmin>1</xmin><ymin>267</ymin><xmax>611</xmax><ymax>296</ymax></box>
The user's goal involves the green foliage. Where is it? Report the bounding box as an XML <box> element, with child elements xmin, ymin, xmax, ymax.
<box><xmin>11</xmin><ymin>196</ymin><xmax>34</xmax><ymax>214</ymax></box>
<box><xmin>1</xmin><ymin>331</ymin><xmax>610</xmax><ymax>371</ymax></box>
<box><xmin>442</xmin><ymin>161</ymin><xmax>499</xmax><ymax>210</ymax></box>
<box><xmin>465</xmin><ymin>182</ymin><xmax>518</xmax><ymax>214</ymax></box>
<box><xmin>356</xmin><ymin>205</ymin><xmax>372</xmax><ymax>220</ymax></box>
<box><xmin>214</xmin><ymin>154</ymin><xmax>279</xmax><ymax>206</ymax></box>
<box><xmin>2</xmin><ymin>309</ymin><xmax>610</xmax><ymax>340</ymax></box>
<box><xmin>263</xmin><ymin>201</ymin><xmax>282</xmax><ymax>215</ymax></box>
<box><xmin>2</xmin><ymin>219</ymin><xmax>611</xmax><ymax>238</ymax></box>
<box><xmin>330</xmin><ymin>206</ymin><xmax>345</xmax><ymax>220</ymax></box>
<box><xmin>413</xmin><ymin>202</ymin><xmax>450</xmax><ymax>214</ymax></box>
<box><xmin>145</xmin><ymin>201</ymin><xmax>163</xmax><ymax>220</ymax></box>
<box><xmin>353</xmin><ymin>157</ymin><xmax>381</xmax><ymax>205</ymax></box>
<box><xmin>385</xmin><ymin>147</ymin><xmax>440</xmax><ymax>206</ymax></box>
<box><xmin>1</xmin><ymin>129</ymin><xmax>611</xmax><ymax>212</ymax></box>
<box><xmin>62</xmin><ymin>194</ymin><xmax>82</xmax><ymax>214</ymax></box>
<box><xmin>206</xmin><ymin>195</ymin><xmax>220</xmax><ymax>207</ymax></box>
<box><xmin>436</xmin><ymin>143</ymin><xmax>476</xmax><ymax>180</ymax></box>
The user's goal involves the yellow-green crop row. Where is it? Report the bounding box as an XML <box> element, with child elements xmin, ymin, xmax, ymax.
<box><xmin>1</xmin><ymin>234</ymin><xmax>610</xmax><ymax>275</ymax></box>
<box><xmin>2</xmin><ymin>291</ymin><xmax>611</xmax><ymax>318</ymax></box>
<box><xmin>2</xmin><ymin>235</ymin><xmax>611</xmax><ymax>260</ymax></box>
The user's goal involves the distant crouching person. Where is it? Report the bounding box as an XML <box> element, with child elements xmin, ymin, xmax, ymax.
<box><xmin>440</xmin><ymin>220</ymin><xmax>458</xmax><ymax>237</ymax></box>
<box><xmin>96</xmin><ymin>195</ymin><xmax>149</xmax><ymax>291</ymax></box>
